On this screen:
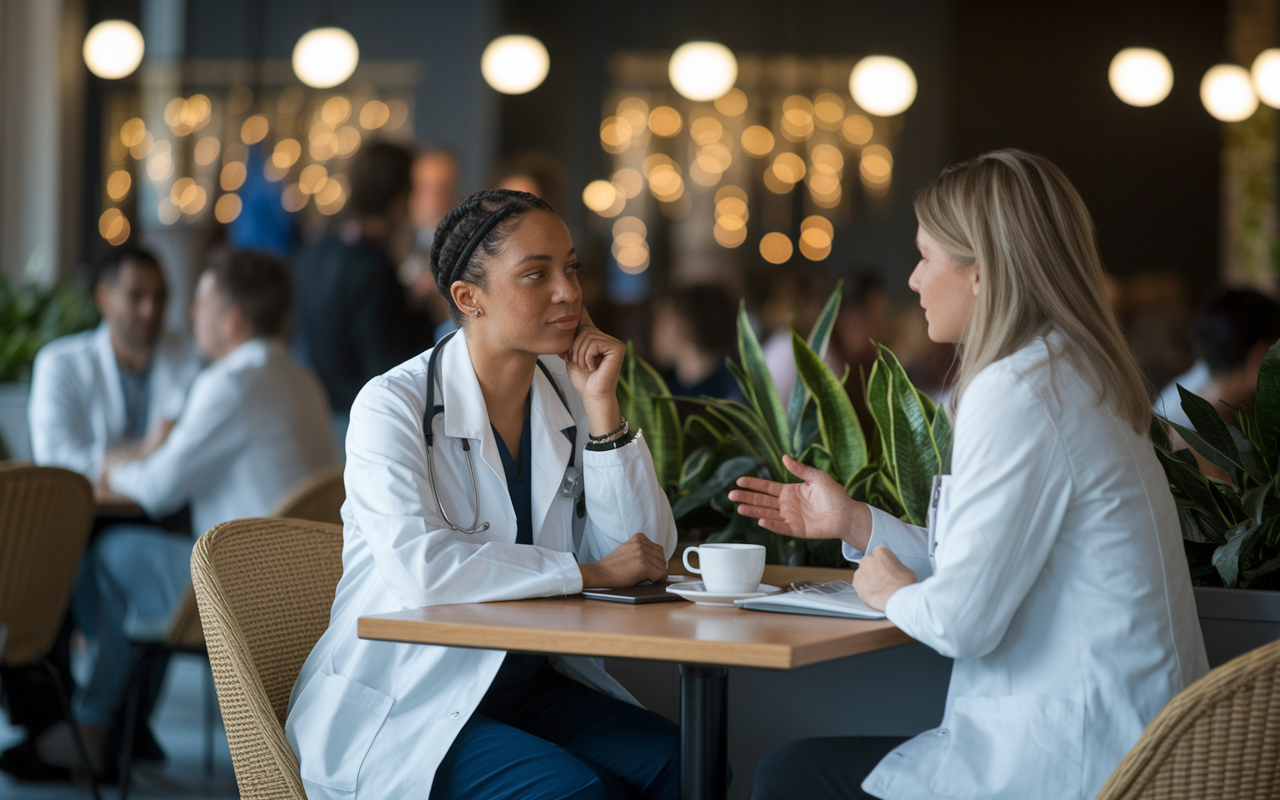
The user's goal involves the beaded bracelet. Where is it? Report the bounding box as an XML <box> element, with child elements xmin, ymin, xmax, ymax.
<box><xmin>588</xmin><ymin>416</ymin><xmax>629</xmax><ymax>444</ymax></box>
<box><xmin>585</xmin><ymin>428</ymin><xmax>638</xmax><ymax>452</ymax></box>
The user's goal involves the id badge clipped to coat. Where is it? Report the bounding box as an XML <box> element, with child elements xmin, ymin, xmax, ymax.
<box><xmin>926</xmin><ymin>474</ymin><xmax>946</xmax><ymax>568</ymax></box>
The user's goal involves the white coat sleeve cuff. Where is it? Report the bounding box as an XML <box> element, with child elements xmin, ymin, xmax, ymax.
<box><xmin>861</xmin><ymin>505</ymin><xmax>934</xmax><ymax>582</ymax></box>
<box><xmin>557</xmin><ymin>550</ymin><xmax>585</xmax><ymax>595</ymax></box>
<box><xmin>883</xmin><ymin>580</ymin><xmax>924</xmax><ymax>635</ymax></box>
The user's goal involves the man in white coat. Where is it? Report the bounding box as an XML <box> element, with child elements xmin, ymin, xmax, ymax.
<box><xmin>29</xmin><ymin>248</ymin><xmax>200</xmax><ymax>481</ymax></box>
<box><xmin>38</xmin><ymin>250</ymin><xmax>338</xmax><ymax>774</ymax></box>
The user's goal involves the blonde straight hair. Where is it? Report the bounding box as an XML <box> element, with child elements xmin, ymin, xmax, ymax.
<box><xmin>914</xmin><ymin>149</ymin><xmax>1150</xmax><ymax>432</ymax></box>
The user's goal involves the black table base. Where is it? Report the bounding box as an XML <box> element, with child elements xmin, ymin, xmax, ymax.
<box><xmin>679</xmin><ymin>663</ymin><xmax>729</xmax><ymax>800</ymax></box>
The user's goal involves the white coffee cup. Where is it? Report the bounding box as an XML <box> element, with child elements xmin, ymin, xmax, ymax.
<box><xmin>682</xmin><ymin>543</ymin><xmax>766</xmax><ymax>594</ymax></box>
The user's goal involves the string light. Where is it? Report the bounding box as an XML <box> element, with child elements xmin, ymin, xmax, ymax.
<box><xmin>293</xmin><ymin>27</ymin><xmax>359</xmax><ymax>89</ymax></box>
<box><xmin>83</xmin><ymin>20</ymin><xmax>144</xmax><ymax>79</ymax></box>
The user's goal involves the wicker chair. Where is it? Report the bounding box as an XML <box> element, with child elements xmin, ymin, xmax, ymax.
<box><xmin>0</xmin><ymin>463</ymin><xmax>100</xmax><ymax>798</ymax></box>
<box><xmin>270</xmin><ymin>464</ymin><xmax>345</xmax><ymax>524</ymax></box>
<box><xmin>190</xmin><ymin>517</ymin><xmax>344</xmax><ymax>800</ymax></box>
<box><xmin>1095</xmin><ymin>636</ymin><xmax>1280</xmax><ymax>800</ymax></box>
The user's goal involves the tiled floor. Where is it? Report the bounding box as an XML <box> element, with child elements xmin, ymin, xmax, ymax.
<box><xmin>0</xmin><ymin>655</ymin><xmax>240</xmax><ymax>799</ymax></box>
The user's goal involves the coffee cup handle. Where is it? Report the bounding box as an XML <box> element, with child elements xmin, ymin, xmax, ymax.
<box><xmin>682</xmin><ymin>547</ymin><xmax>702</xmax><ymax>575</ymax></box>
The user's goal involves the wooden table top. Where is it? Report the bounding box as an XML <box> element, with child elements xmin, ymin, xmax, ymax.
<box><xmin>358</xmin><ymin>564</ymin><xmax>912</xmax><ymax>670</ymax></box>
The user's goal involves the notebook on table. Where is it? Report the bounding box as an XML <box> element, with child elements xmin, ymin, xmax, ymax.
<box><xmin>735</xmin><ymin>581</ymin><xmax>886</xmax><ymax>619</ymax></box>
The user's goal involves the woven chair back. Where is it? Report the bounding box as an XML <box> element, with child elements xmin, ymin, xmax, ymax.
<box><xmin>270</xmin><ymin>464</ymin><xmax>345</xmax><ymax>525</ymax></box>
<box><xmin>191</xmin><ymin>517</ymin><xmax>343</xmax><ymax>800</ymax></box>
<box><xmin>0</xmin><ymin>463</ymin><xmax>94</xmax><ymax>666</ymax></box>
<box><xmin>1096</xmin><ymin>636</ymin><xmax>1280</xmax><ymax>800</ymax></box>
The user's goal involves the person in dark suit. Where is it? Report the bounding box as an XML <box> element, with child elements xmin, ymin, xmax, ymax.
<box><xmin>292</xmin><ymin>142</ymin><xmax>431</xmax><ymax>448</ymax></box>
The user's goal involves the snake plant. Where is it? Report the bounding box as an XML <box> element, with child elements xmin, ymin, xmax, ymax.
<box><xmin>618</xmin><ymin>285</ymin><xmax>953</xmax><ymax>566</ymax></box>
<box><xmin>1155</xmin><ymin>340</ymin><xmax>1280</xmax><ymax>589</ymax></box>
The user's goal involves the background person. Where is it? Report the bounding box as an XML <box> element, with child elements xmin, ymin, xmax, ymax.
<box><xmin>734</xmin><ymin>150</ymin><xmax>1207</xmax><ymax>800</ymax></box>
<box><xmin>650</xmin><ymin>284</ymin><xmax>743</xmax><ymax>402</ymax></box>
<box><xmin>286</xmin><ymin>189</ymin><xmax>679</xmax><ymax>800</ymax></box>
<box><xmin>43</xmin><ymin>250</ymin><xmax>337</xmax><ymax>775</ymax></box>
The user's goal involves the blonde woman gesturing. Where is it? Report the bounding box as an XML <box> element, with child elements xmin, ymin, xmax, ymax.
<box><xmin>734</xmin><ymin>150</ymin><xmax>1208</xmax><ymax>800</ymax></box>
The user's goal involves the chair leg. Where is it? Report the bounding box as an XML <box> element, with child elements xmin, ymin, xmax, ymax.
<box><xmin>40</xmin><ymin>659</ymin><xmax>102</xmax><ymax>800</ymax></box>
<box><xmin>118</xmin><ymin>645</ymin><xmax>151</xmax><ymax>800</ymax></box>
<box><xmin>202</xmin><ymin>658</ymin><xmax>215</xmax><ymax>778</ymax></box>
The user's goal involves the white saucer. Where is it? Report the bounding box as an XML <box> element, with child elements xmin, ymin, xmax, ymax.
<box><xmin>666</xmin><ymin>582</ymin><xmax>781</xmax><ymax>606</ymax></box>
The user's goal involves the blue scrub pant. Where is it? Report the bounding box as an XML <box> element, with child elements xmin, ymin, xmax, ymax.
<box><xmin>429</xmin><ymin>661</ymin><xmax>680</xmax><ymax>800</ymax></box>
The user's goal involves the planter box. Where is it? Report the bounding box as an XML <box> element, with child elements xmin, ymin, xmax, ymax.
<box><xmin>1195</xmin><ymin>585</ymin><xmax>1280</xmax><ymax>668</ymax></box>
<box><xmin>0</xmin><ymin>382</ymin><xmax>31</xmax><ymax>461</ymax></box>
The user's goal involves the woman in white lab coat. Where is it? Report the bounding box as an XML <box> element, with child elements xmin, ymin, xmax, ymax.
<box><xmin>286</xmin><ymin>189</ymin><xmax>681</xmax><ymax>799</ymax></box>
<box><xmin>734</xmin><ymin>150</ymin><xmax>1208</xmax><ymax>800</ymax></box>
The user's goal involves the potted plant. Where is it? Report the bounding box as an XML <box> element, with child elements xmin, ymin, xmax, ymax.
<box><xmin>617</xmin><ymin>286</ymin><xmax>951</xmax><ymax>567</ymax></box>
<box><xmin>0</xmin><ymin>275</ymin><xmax>99</xmax><ymax>459</ymax></box>
<box><xmin>1154</xmin><ymin>340</ymin><xmax>1280</xmax><ymax>666</ymax></box>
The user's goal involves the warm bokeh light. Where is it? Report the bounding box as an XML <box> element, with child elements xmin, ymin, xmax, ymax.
<box><xmin>759</xmin><ymin>232</ymin><xmax>793</xmax><ymax>264</ymax></box>
<box><xmin>273</xmin><ymin>139</ymin><xmax>302</xmax><ymax>170</ymax></box>
<box><xmin>180</xmin><ymin>185</ymin><xmax>207</xmax><ymax>215</ymax></box>
<box><xmin>800</xmin><ymin>215</ymin><xmax>834</xmax><ymax>248</ymax></box>
<box><xmin>1252</xmin><ymin>49</ymin><xmax>1280</xmax><ymax>108</ymax></box>
<box><xmin>860</xmin><ymin>144</ymin><xmax>893</xmax><ymax>188</ymax></box>
<box><xmin>690</xmin><ymin>116</ymin><xmax>724</xmax><ymax>146</ymax></box>
<box><xmin>714</xmin><ymin>88</ymin><xmax>748</xmax><ymax>116</ymax></box>
<box><xmin>612</xmin><ymin>168</ymin><xmax>643</xmax><ymax>198</ymax></box>
<box><xmin>1201</xmin><ymin>64</ymin><xmax>1259</xmax><ymax>121</ymax></box>
<box><xmin>782</xmin><ymin>95</ymin><xmax>815</xmax><ymax>142</ymax></box>
<box><xmin>583</xmin><ymin>180</ymin><xmax>621</xmax><ymax>215</ymax></box>
<box><xmin>315</xmin><ymin>177</ymin><xmax>348</xmax><ymax>215</ymax></box>
<box><xmin>850</xmin><ymin>55</ymin><xmax>917</xmax><ymax>116</ymax></box>
<box><xmin>241</xmin><ymin>115</ymin><xmax>269</xmax><ymax>145</ymax></box>
<box><xmin>99</xmin><ymin>208</ymin><xmax>130</xmax><ymax>244</ymax></box>
<box><xmin>811</xmin><ymin>143</ymin><xmax>844</xmax><ymax>172</ymax></box>
<box><xmin>648</xmin><ymin>164</ymin><xmax>684</xmax><ymax>202</ymax></box>
<box><xmin>120</xmin><ymin>118</ymin><xmax>147</xmax><ymax>148</ymax></box>
<box><xmin>741</xmin><ymin>125</ymin><xmax>776</xmax><ymax>157</ymax></box>
<box><xmin>321</xmin><ymin>96</ymin><xmax>352</xmax><ymax>126</ymax></box>
<box><xmin>616</xmin><ymin>98</ymin><xmax>650</xmax><ymax>134</ymax></box>
<box><xmin>336</xmin><ymin>125</ymin><xmax>362</xmax><ymax>156</ymax></box>
<box><xmin>263</xmin><ymin>159</ymin><xmax>289</xmax><ymax>183</ymax></box>
<box><xmin>194</xmin><ymin>136</ymin><xmax>221</xmax><ymax>166</ymax></box>
<box><xmin>359</xmin><ymin>100</ymin><xmax>391</xmax><ymax>129</ymax></box>
<box><xmin>157</xmin><ymin>198</ymin><xmax>180</xmax><ymax>225</ymax></box>
<box><xmin>771</xmin><ymin>152</ymin><xmax>806</xmax><ymax>184</ymax></box>
<box><xmin>600</xmin><ymin>116</ymin><xmax>633</xmax><ymax>154</ymax></box>
<box><xmin>282</xmin><ymin>183</ymin><xmax>308</xmax><ymax>212</ymax></box>
<box><xmin>214</xmin><ymin>193</ymin><xmax>242</xmax><ymax>224</ymax></box>
<box><xmin>163</xmin><ymin>94</ymin><xmax>211</xmax><ymax>136</ymax></box>
<box><xmin>220</xmin><ymin>162</ymin><xmax>247</xmax><ymax>192</ymax></box>
<box><xmin>669</xmin><ymin>41</ymin><xmax>738</xmax><ymax>101</ymax></box>
<box><xmin>813</xmin><ymin>93</ymin><xmax>846</xmax><ymax>130</ymax></box>
<box><xmin>648</xmin><ymin>106</ymin><xmax>682</xmax><ymax>137</ymax></box>
<box><xmin>385</xmin><ymin>100</ymin><xmax>409</xmax><ymax>130</ymax></box>
<box><xmin>714</xmin><ymin>220</ymin><xmax>748</xmax><ymax>248</ymax></box>
<box><xmin>129</xmin><ymin>131</ymin><xmax>154</xmax><ymax>160</ymax></box>
<box><xmin>83</xmin><ymin>20</ymin><xmax>144</xmax><ymax>79</ymax></box>
<box><xmin>309</xmin><ymin>121</ymin><xmax>339</xmax><ymax>161</ymax></box>
<box><xmin>299</xmin><ymin>164</ymin><xmax>330</xmax><ymax>195</ymax></box>
<box><xmin>146</xmin><ymin>150</ymin><xmax>172</xmax><ymax>182</ymax></box>
<box><xmin>293</xmin><ymin>27</ymin><xmax>359</xmax><ymax>89</ymax></box>
<box><xmin>762</xmin><ymin>164</ymin><xmax>792</xmax><ymax>194</ymax></box>
<box><xmin>482</xmin><ymin>35</ymin><xmax>550</xmax><ymax>94</ymax></box>
<box><xmin>613</xmin><ymin>215</ymin><xmax>646</xmax><ymax>240</ymax></box>
<box><xmin>842</xmin><ymin>115</ymin><xmax>874</xmax><ymax>146</ymax></box>
<box><xmin>1109</xmin><ymin>48</ymin><xmax>1174</xmax><ymax>107</ymax></box>
<box><xmin>642</xmin><ymin>153</ymin><xmax>677</xmax><ymax>178</ymax></box>
<box><xmin>106</xmin><ymin>170</ymin><xmax>132</xmax><ymax>201</ymax></box>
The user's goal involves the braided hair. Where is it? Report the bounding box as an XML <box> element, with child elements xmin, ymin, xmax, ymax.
<box><xmin>429</xmin><ymin>189</ymin><xmax>556</xmax><ymax>323</ymax></box>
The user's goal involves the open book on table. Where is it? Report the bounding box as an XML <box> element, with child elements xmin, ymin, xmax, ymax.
<box><xmin>735</xmin><ymin>581</ymin><xmax>886</xmax><ymax>619</ymax></box>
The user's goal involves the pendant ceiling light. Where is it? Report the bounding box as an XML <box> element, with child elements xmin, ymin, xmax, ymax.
<box><xmin>83</xmin><ymin>20</ymin><xmax>145</xmax><ymax>79</ymax></box>
<box><xmin>292</xmin><ymin>26</ymin><xmax>360</xmax><ymax>88</ymax></box>
<box><xmin>1201</xmin><ymin>63</ymin><xmax>1258</xmax><ymax>122</ymax></box>
<box><xmin>849</xmin><ymin>56</ymin><xmax>917</xmax><ymax>117</ymax></box>
<box><xmin>668</xmin><ymin>42</ymin><xmax>738</xmax><ymax>102</ymax></box>
<box><xmin>481</xmin><ymin>35</ymin><xmax>550</xmax><ymax>94</ymax></box>
<box><xmin>1108</xmin><ymin>48</ymin><xmax>1173</xmax><ymax>107</ymax></box>
<box><xmin>1251</xmin><ymin>48</ymin><xmax>1280</xmax><ymax>108</ymax></box>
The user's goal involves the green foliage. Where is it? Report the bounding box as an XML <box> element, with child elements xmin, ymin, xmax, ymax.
<box><xmin>621</xmin><ymin>285</ymin><xmax>953</xmax><ymax>567</ymax></box>
<box><xmin>617</xmin><ymin>341</ymin><xmax>682</xmax><ymax>498</ymax></box>
<box><xmin>1155</xmin><ymin>340</ymin><xmax>1280</xmax><ymax>589</ymax></box>
<box><xmin>0</xmin><ymin>276</ymin><xmax>99</xmax><ymax>382</ymax></box>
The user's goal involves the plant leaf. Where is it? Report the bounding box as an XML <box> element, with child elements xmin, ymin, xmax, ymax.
<box><xmin>692</xmin><ymin>399</ymin><xmax>786</xmax><ymax>481</ymax></box>
<box><xmin>1155</xmin><ymin>447</ymin><xmax>1228</xmax><ymax>537</ymax></box>
<box><xmin>1228</xmin><ymin>424</ymin><xmax>1270</xmax><ymax>486</ymax></box>
<box><xmin>725</xmin><ymin>358</ymin><xmax>753</xmax><ymax>408</ymax></box>
<box><xmin>787</xmin><ymin>283</ymin><xmax>842</xmax><ymax>432</ymax></box>
<box><xmin>1255</xmin><ymin>340</ymin><xmax>1280</xmax><ymax>472</ymax></box>
<box><xmin>621</xmin><ymin>343</ymin><xmax>682</xmax><ymax>493</ymax></box>
<box><xmin>1150</xmin><ymin>414</ymin><xmax>1173</xmax><ymax>453</ymax></box>
<box><xmin>1172</xmin><ymin>386</ymin><xmax>1245</xmax><ymax>483</ymax></box>
<box><xmin>672</xmin><ymin>454</ymin><xmax>760</xmax><ymax>519</ymax></box>
<box><xmin>793</xmin><ymin>331</ymin><xmax>866</xmax><ymax>484</ymax></box>
<box><xmin>1213</xmin><ymin>521</ymin><xmax>1257</xmax><ymax>587</ymax></box>
<box><xmin>684</xmin><ymin>414</ymin><xmax>724</xmax><ymax>449</ymax></box>
<box><xmin>737</xmin><ymin>302</ymin><xmax>792</xmax><ymax>457</ymax></box>
<box><xmin>882</xmin><ymin>346</ymin><xmax>946</xmax><ymax>526</ymax></box>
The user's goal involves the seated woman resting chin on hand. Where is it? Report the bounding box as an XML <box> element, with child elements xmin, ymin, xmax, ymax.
<box><xmin>732</xmin><ymin>150</ymin><xmax>1208</xmax><ymax>800</ymax></box>
<box><xmin>285</xmin><ymin>189</ymin><xmax>681</xmax><ymax>800</ymax></box>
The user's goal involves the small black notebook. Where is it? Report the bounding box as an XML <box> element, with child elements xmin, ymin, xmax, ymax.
<box><xmin>581</xmin><ymin>583</ymin><xmax>688</xmax><ymax>604</ymax></box>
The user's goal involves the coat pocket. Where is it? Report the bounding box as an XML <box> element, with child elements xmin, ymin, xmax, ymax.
<box><xmin>929</xmin><ymin>694</ymin><xmax>1084</xmax><ymax>799</ymax></box>
<box><xmin>287</xmin><ymin>672</ymin><xmax>394</xmax><ymax>794</ymax></box>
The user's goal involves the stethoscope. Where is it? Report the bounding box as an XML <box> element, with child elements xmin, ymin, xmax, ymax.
<box><xmin>423</xmin><ymin>329</ymin><xmax>585</xmax><ymax>534</ymax></box>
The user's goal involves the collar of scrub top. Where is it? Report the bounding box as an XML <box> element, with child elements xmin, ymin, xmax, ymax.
<box><xmin>423</xmin><ymin>329</ymin><xmax>586</xmax><ymax>522</ymax></box>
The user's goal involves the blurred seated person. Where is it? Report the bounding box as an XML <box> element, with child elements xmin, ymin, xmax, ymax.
<box><xmin>651</xmin><ymin>284</ymin><xmax>744</xmax><ymax>402</ymax></box>
<box><xmin>1156</xmin><ymin>288</ymin><xmax>1279</xmax><ymax>431</ymax></box>
<box><xmin>28</xmin><ymin>247</ymin><xmax>200</xmax><ymax>482</ymax></box>
<box><xmin>489</xmin><ymin>150</ymin><xmax>566</xmax><ymax>211</ymax></box>
<box><xmin>39</xmin><ymin>251</ymin><xmax>338</xmax><ymax>773</ymax></box>
<box><xmin>401</xmin><ymin>147</ymin><xmax>459</xmax><ymax>342</ymax></box>
<box><xmin>294</xmin><ymin>141</ymin><xmax>431</xmax><ymax>443</ymax></box>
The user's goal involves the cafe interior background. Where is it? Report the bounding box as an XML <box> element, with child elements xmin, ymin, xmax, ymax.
<box><xmin>0</xmin><ymin>0</ymin><xmax>1276</xmax><ymax>798</ymax></box>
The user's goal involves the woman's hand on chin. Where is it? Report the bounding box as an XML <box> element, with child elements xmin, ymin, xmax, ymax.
<box><xmin>579</xmin><ymin>533</ymin><xmax>669</xmax><ymax>588</ymax></box>
<box><xmin>561</xmin><ymin>313</ymin><xmax>625</xmax><ymax>435</ymax></box>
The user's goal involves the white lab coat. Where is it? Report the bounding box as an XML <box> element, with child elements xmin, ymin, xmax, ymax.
<box><xmin>109</xmin><ymin>338</ymin><xmax>338</xmax><ymax>536</ymax></box>
<box><xmin>849</xmin><ymin>335</ymin><xmax>1208</xmax><ymax>800</ymax></box>
<box><xmin>28</xmin><ymin>323</ymin><xmax>201</xmax><ymax>481</ymax></box>
<box><xmin>285</xmin><ymin>329</ymin><xmax>678</xmax><ymax>799</ymax></box>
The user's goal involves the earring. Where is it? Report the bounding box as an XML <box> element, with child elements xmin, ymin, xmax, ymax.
<box><xmin>472</xmin><ymin>309</ymin><xmax>481</xmax><ymax>317</ymax></box>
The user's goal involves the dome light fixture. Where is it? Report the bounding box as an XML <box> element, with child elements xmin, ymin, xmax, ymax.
<box><xmin>481</xmin><ymin>35</ymin><xmax>550</xmax><ymax>94</ymax></box>
<box><xmin>83</xmin><ymin>20</ymin><xmax>145</xmax><ymax>79</ymax></box>
<box><xmin>292</xmin><ymin>27</ymin><xmax>359</xmax><ymax>89</ymax></box>
<box><xmin>1201</xmin><ymin>63</ymin><xmax>1259</xmax><ymax>122</ymax></box>
<box><xmin>849</xmin><ymin>56</ymin><xmax>917</xmax><ymax>117</ymax></box>
<box><xmin>1108</xmin><ymin>48</ymin><xmax>1173</xmax><ymax>107</ymax></box>
<box><xmin>1251</xmin><ymin>48</ymin><xmax>1280</xmax><ymax>109</ymax></box>
<box><xmin>668</xmin><ymin>41</ymin><xmax>738</xmax><ymax>102</ymax></box>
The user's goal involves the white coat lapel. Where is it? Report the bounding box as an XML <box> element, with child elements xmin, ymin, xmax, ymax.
<box><xmin>530</xmin><ymin>359</ymin><xmax>574</xmax><ymax>547</ymax></box>
<box><xmin>440</xmin><ymin>329</ymin><xmax>507</xmax><ymax>495</ymax></box>
<box><xmin>93</xmin><ymin>324</ymin><xmax>128</xmax><ymax>443</ymax></box>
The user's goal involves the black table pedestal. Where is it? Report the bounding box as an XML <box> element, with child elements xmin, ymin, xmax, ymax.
<box><xmin>679</xmin><ymin>663</ymin><xmax>729</xmax><ymax>800</ymax></box>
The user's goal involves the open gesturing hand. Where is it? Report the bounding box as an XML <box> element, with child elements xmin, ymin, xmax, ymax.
<box><xmin>728</xmin><ymin>455</ymin><xmax>872</xmax><ymax>551</ymax></box>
